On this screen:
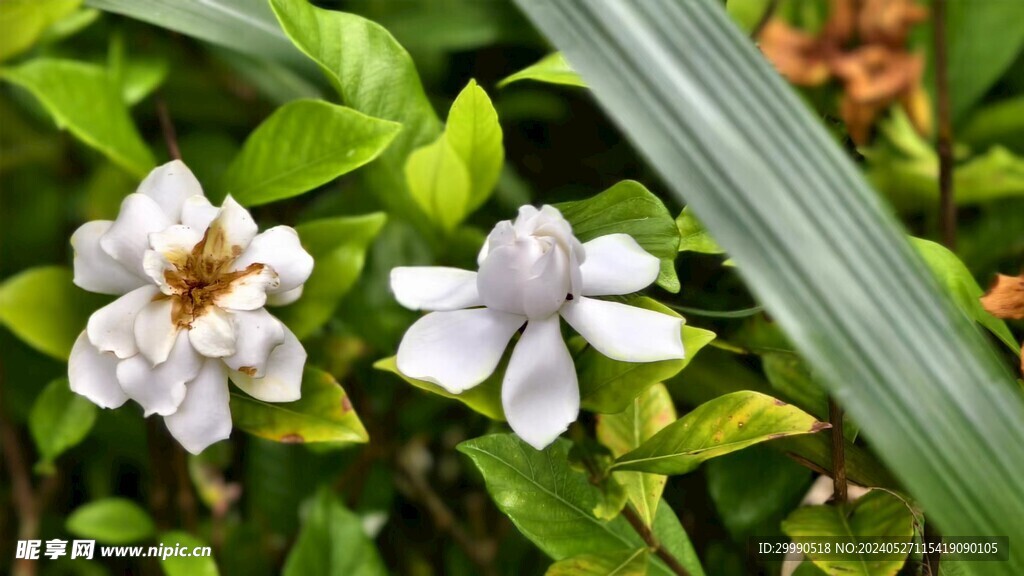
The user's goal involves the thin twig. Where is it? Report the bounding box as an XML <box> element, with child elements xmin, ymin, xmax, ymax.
<box><xmin>750</xmin><ymin>0</ymin><xmax>781</xmax><ymax>39</ymax></box>
<box><xmin>620</xmin><ymin>504</ymin><xmax>692</xmax><ymax>576</ymax></box>
<box><xmin>828</xmin><ymin>397</ymin><xmax>848</xmax><ymax>504</ymax></box>
<box><xmin>395</xmin><ymin>450</ymin><xmax>498</xmax><ymax>576</ymax></box>
<box><xmin>923</xmin><ymin>518</ymin><xmax>942</xmax><ymax>576</ymax></box>
<box><xmin>933</xmin><ymin>0</ymin><xmax>956</xmax><ymax>249</ymax></box>
<box><xmin>156</xmin><ymin>97</ymin><xmax>182</xmax><ymax>161</ymax></box>
<box><xmin>0</xmin><ymin>382</ymin><xmax>38</xmax><ymax>576</ymax></box>
<box><xmin>173</xmin><ymin>447</ymin><xmax>197</xmax><ymax>531</ymax></box>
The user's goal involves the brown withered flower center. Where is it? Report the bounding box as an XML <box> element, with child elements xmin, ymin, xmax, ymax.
<box><xmin>162</xmin><ymin>228</ymin><xmax>266</xmax><ymax>329</ymax></box>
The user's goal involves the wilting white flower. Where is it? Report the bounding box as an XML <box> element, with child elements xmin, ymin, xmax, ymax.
<box><xmin>391</xmin><ymin>205</ymin><xmax>684</xmax><ymax>449</ymax></box>
<box><xmin>68</xmin><ymin>160</ymin><xmax>313</xmax><ymax>454</ymax></box>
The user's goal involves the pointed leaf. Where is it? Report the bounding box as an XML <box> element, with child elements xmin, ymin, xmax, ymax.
<box><xmin>405</xmin><ymin>135</ymin><xmax>471</xmax><ymax>232</ymax></box>
<box><xmin>224</xmin><ymin>100</ymin><xmax>400</xmax><ymax>206</ymax></box>
<box><xmin>546</xmin><ymin>548</ymin><xmax>648</xmax><ymax>576</ymax></box>
<box><xmin>675</xmin><ymin>207</ymin><xmax>723</xmax><ymax>255</ymax></box>
<box><xmin>499</xmin><ymin>53</ymin><xmax>586</xmax><ymax>88</ymax></box>
<box><xmin>29</xmin><ymin>378</ymin><xmax>97</xmax><ymax>474</ymax></box>
<box><xmin>66</xmin><ymin>498</ymin><xmax>156</xmax><ymax>544</ymax></box>
<box><xmin>231</xmin><ymin>367</ymin><xmax>368</xmax><ymax>445</ymax></box>
<box><xmin>614</xmin><ymin>391</ymin><xmax>827</xmax><ymax>475</ymax></box>
<box><xmin>283</xmin><ymin>490</ymin><xmax>386</xmax><ymax>576</ymax></box>
<box><xmin>446</xmin><ymin>79</ymin><xmax>504</xmax><ymax>213</ymax></box>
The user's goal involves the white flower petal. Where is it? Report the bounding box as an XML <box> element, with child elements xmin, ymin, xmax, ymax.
<box><xmin>99</xmin><ymin>193</ymin><xmax>174</xmax><ymax>278</ymax></box>
<box><xmin>560</xmin><ymin>297</ymin><xmax>684</xmax><ymax>362</ymax></box>
<box><xmin>138</xmin><ymin>160</ymin><xmax>204</xmax><ymax>221</ymax></box>
<box><xmin>223</xmin><ymin>309</ymin><xmax>285</xmax><ymax>377</ymax></box>
<box><xmin>579</xmin><ymin>234</ymin><xmax>660</xmax><ymax>296</ymax></box>
<box><xmin>142</xmin><ymin>225</ymin><xmax>203</xmax><ymax>293</ymax></box>
<box><xmin>116</xmin><ymin>331</ymin><xmax>199</xmax><ymax>417</ymax></box>
<box><xmin>396</xmin><ymin>308</ymin><xmax>524</xmax><ymax>393</ymax></box>
<box><xmin>390</xmin><ymin>267</ymin><xmax>480</xmax><ymax>311</ymax></box>
<box><xmin>214</xmin><ymin>265</ymin><xmax>279</xmax><ymax>311</ymax></box>
<box><xmin>188</xmin><ymin>306</ymin><xmax>236</xmax><ymax>358</ymax></box>
<box><xmin>164</xmin><ymin>358</ymin><xmax>231</xmax><ymax>454</ymax></box>
<box><xmin>86</xmin><ymin>285</ymin><xmax>160</xmax><ymax>359</ymax></box>
<box><xmin>229</xmin><ymin>323</ymin><xmax>305</xmax><ymax>402</ymax></box>
<box><xmin>478</xmin><ymin>238</ymin><xmax>571</xmax><ymax>319</ymax></box>
<box><xmin>502</xmin><ymin>314</ymin><xmax>579</xmax><ymax>450</ymax></box>
<box><xmin>266</xmin><ymin>286</ymin><xmax>303</xmax><ymax>307</ymax></box>
<box><xmin>181</xmin><ymin>195</ymin><xmax>219</xmax><ymax>231</ymax></box>
<box><xmin>201</xmin><ymin>195</ymin><xmax>257</xmax><ymax>263</ymax></box>
<box><xmin>71</xmin><ymin>221</ymin><xmax>147</xmax><ymax>295</ymax></box>
<box><xmin>232</xmin><ymin>226</ymin><xmax>313</xmax><ymax>293</ymax></box>
<box><xmin>69</xmin><ymin>331</ymin><xmax>128</xmax><ymax>409</ymax></box>
<box><xmin>134</xmin><ymin>298</ymin><xmax>180</xmax><ymax>365</ymax></box>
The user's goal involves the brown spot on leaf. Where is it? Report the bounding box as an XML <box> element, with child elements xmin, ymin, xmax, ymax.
<box><xmin>773</xmin><ymin>398</ymin><xmax>788</xmax><ymax>406</ymax></box>
<box><xmin>341</xmin><ymin>396</ymin><xmax>353</xmax><ymax>412</ymax></box>
<box><xmin>811</xmin><ymin>421</ymin><xmax>833</xmax><ymax>433</ymax></box>
<box><xmin>280</xmin><ymin>434</ymin><xmax>304</xmax><ymax>443</ymax></box>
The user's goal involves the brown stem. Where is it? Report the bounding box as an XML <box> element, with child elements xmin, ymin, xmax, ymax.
<box><xmin>933</xmin><ymin>0</ymin><xmax>956</xmax><ymax>249</ymax></box>
<box><xmin>620</xmin><ymin>504</ymin><xmax>692</xmax><ymax>576</ymax></box>
<box><xmin>145</xmin><ymin>418</ymin><xmax>173</xmax><ymax>529</ymax></box>
<box><xmin>156</xmin><ymin>97</ymin><xmax>182</xmax><ymax>161</ymax></box>
<box><xmin>395</xmin><ymin>451</ymin><xmax>498</xmax><ymax>576</ymax></box>
<box><xmin>828</xmin><ymin>397</ymin><xmax>848</xmax><ymax>504</ymax></box>
<box><xmin>750</xmin><ymin>0</ymin><xmax>781</xmax><ymax>39</ymax></box>
<box><xmin>0</xmin><ymin>383</ymin><xmax>38</xmax><ymax>576</ymax></box>
<box><xmin>173</xmin><ymin>446</ymin><xmax>197</xmax><ymax>531</ymax></box>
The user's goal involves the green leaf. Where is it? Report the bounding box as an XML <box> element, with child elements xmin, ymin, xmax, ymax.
<box><xmin>546</xmin><ymin>548</ymin><xmax>648</xmax><ymax>576</ymax></box>
<box><xmin>405</xmin><ymin>135</ymin><xmax>472</xmax><ymax>232</ymax></box>
<box><xmin>911</xmin><ymin>237</ymin><xmax>1018</xmax><ymax>353</ymax></box>
<box><xmin>557</xmin><ymin>180</ymin><xmax>681</xmax><ymax>293</ymax></box>
<box><xmin>706</xmin><ymin>445</ymin><xmax>812</xmax><ymax>539</ymax></box>
<box><xmin>231</xmin><ymin>367</ymin><xmax>368</xmax><ymax>445</ymax></box>
<box><xmin>283</xmin><ymin>490</ymin><xmax>387</xmax><ymax>576</ymax></box>
<box><xmin>85</xmin><ymin>0</ymin><xmax>310</xmax><ymax>70</ymax></box>
<box><xmin>782</xmin><ymin>491</ymin><xmax>915</xmax><ymax>576</ymax></box>
<box><xmin>445</xmin><ymin>79</ymin><xmax>504</xmax><ymax>215</ymax></box>
<box><xmin>66</xmin><ymin>498</ymin><xmax>156</xmax><ymax>544</ymax></box>
<box><xmin>613</xmin><ymin>391</ymin><xmax>827</xmax><ymax>475</ymax></box>
<box><xmin>121</xmin><ymin>57</ymin><xmax>168</xmax><ymax>107</ymax></box>
<box><xmin>675</xmin><ymin>207</ymin><xmax>723</xmax><ymax>254</ymax></box>
<box><xmin>224</xmin><ymin>100</ymin><xmax>400</xmax><ymax>206</ymax></box>
<box><xmin>0</xmin><ymin>0</ymin><xmax>80</xmax><ymax>61</ymax></box>
<box><xmin>924</xmin><ymin>0</ymin><xmax>1024</xmax><ymax>122</ymax></box>
<box><xmin>275</xmin><ymin>213</ymin><xmax>387</xmax><ymax>339</ymax></box>
<box><xmin>160</xmin><ymin>531</ymin><xmax>219</xmax><ymax>576</ymax></box>
<box><xmin>29</xmin><ymin>378</ymin><xmax>97</xmax><ymax>474</ymax></box>
<box><xmin>0</xmin><ymin>266</ymin><xmax>107</xmax><ymax>360</ymax></box>
<box><xmin>458</xmin><ymin>434</ymin><xmax>704</xmax><ymax>576</ymax></box>
<box><xmin>596</xmin><ymin>383</ymin><xmax>676</xmax><ymax>527</ymax></box>
<box><xmin>1</xmin><ymin>59</ymin><xmax>154</xmax><ymax>176</ymax></box>
<box><xmin>373</xmin><ymin>355</ymin><xmax>504</xmax><ymax>420</ymax></box>
<box><xmin>499</xmin><ymin>53</ymin><xmax>586</xmax><ymax>88</ymax></box>
<box><xmin>512</xmin><ymin>2</ymin><xmax>1024</xmax><ymax>571</ymax></box>
<box><xmin>577</xmin><ymin>298</ymin><xmax>714</xmax><ymax>413</ymax></box>
<box><xmin>960</xmin><ymin>97</ymin><xmax>1024</xmax><ymax>155</ymax></box>
<box><xmin>270</xmin><ymin>0</ymin><xmax>442</xmax><ymax>224</ymax></box>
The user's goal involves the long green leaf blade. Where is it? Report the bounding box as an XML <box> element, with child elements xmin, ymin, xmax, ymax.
<box><xmin>511</xmin><ymin>2</ymin><xmax>1024</xmax><ymax>572</ymax></box>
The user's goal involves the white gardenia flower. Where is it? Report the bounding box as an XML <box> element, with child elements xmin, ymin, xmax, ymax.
<box><xmin>391</xmin><ymin>205</ymin><xmax>685</xmax><ymax>449</ymax></box>
<box><xmin>68</xmin><ymin>160</ymin><xmax>314</xmax><ymax>454</ymax></box>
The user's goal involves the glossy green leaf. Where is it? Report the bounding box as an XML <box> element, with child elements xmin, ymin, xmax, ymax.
<box><xmin>576</xmin><ymin>298</ymin><xmax>714</xmax><ymax>413</ymax></box>
<box><xmin>912</xmin><ymin>237</ymin><xmax>1018</xmax><ymax>353</ymax></box>
<box><xmin>373</xmin><ymin>355</ymin><xmax>504</xmax><ymax>421</ymax></box>
<box><xmin>675</xmin><ymin>207</ymin><xmax>723</xmax><ymax>254</ymax></box>
<box><xmin>231</xmin><ymin>367</ymin><xmax>368</xmax><ymax>445</ymax></box>
<box><xmin>960</xmin><ymin>97</ymin><xmax>1024</xmax><ymax>154</ymax></box>
<box><xmin>283</xmin><ymin>490</ymin><xmax>387</xmax><ymax>576</ymax></box>
<box><xmin>761</xmin><ymin>352</ymin><xmax>858</xmax><ymax>438</ymax></box>
<box><xmin>706</xmin><ymin>445</ymin><xmax>812</xmax><ymax>539</ymax></box>
<box><xmin>85</xmin><ymin>0</ymin><xmax>310</xmax><ymax>70</ymax></box>
<box><xmin>66</xmin><ymin>498</ymin><xmax>156</xmax><ymax>544</ymax></box>
<box><xmin>405</xmin><ymin>135</ymin><xmax>471</xmax><ymax>232</ymax></box>
<box><xmin>557</xmin><ymin>181</ymin><xmax>680</xmax><ymax>292</ymax></box>
<box><xmin>546</xmin><ymin>548</ymin><xmax>648</xmax><ymax>576</ymax></box>
<box><xmin>270</xmin><ymin>0</ymin><xmax>442</xmax><ymax>224</ymax></box>
<box><xmin>458</xmin><ymin>434</ymin><xmax>705</xmax><ymax>576</ymax></box>
<box><xmin>224</xmin><ymin>100</ymin><xmax>399</xmax><ymax>206</ymax></box>
<box><xmin>596</xmin><ymin>383</ymin><xmax>676</xmax><ymax>527</ymax></box>
<box><xmin>29</xmin><ymin>378</ymin><xmax>97</xmax><ymax>474</ymax></box>
<box><xmin>160</xmin><ymin>531</ymin><xmax>218</xmax><ymax>576</ymax></box>
<box><xmin>0</xmin><ymin>0</ymin><xmax>80</xmax><ymax>61</ymax></box>
<box><xmin>512</xmin><ymin>3</ymin><xmax>1024</xmax><ymax>571</ymax></box>
<box><xmin>782</xmin><ymin>491</ymin><xmax>915</xmax><ymax>576</ymax></box>
<box><xmin>1</xmin><ymin>59</ymin><xmax>154</xmax><ymax>176</ymax></box>
<box><xmin>499</xmin><ymin>53</ymin><xmax>586</xmax><ymax>88</ymax></box>
<box><xmin>445</xmin><ymin>79</ymin><xmax>504</xmax><ymax>214</ymax></box>
<box><xmin>121</xmin><ymin>57</ymin><xmax>168</xmax><ymax>106</ymax></box>
<box><xmin>275</xmin><ymin>213</ymin><xmax>386</xmax><ymax>339</ymax></box>
<box><xmin>614</xmin><ymin>391</ymin><xmax>827</xmax><ymax>475</ymax></box>
<box><xmin>0</xmin><ymin>266</ymin><xmax>106</xmax><ymax>360</ymax></box>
